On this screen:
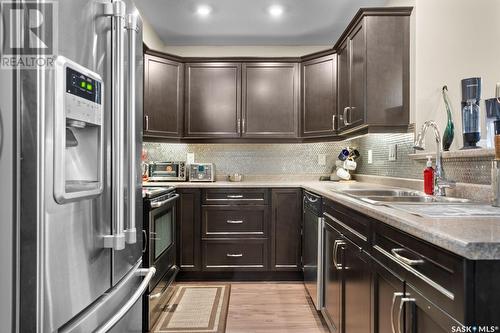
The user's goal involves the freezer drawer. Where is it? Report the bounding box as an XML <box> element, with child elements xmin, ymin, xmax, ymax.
<box><xmin>59</xmin><ymin>261</ymin><xmax>155</xmax><ymax>333</ymax></box>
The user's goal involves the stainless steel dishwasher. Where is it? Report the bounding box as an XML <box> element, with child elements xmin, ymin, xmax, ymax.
<box><xmin>302</xmin><ymin>191</ymin><xmax>324</xmax><ymax>310</ymax></box>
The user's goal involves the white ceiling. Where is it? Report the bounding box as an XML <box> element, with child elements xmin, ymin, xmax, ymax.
<box><xmin>135</xmin><ymin>0</ymin><xmax>387</xmax><ymax>46</ymax></box>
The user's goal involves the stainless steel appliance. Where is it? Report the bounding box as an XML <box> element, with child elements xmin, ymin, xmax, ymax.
<box><xmin>142</xmin><ymin>186</ymin><xmax>180</xmax><ymax>331</ymax></box>
<box><xmin>189</xmin><ymin>163</ymin><xmax>215</xmax><ymax>182</ymax></box>
<box><xmin>9</xmin><ymin>1</ymin><xmax>153</xmax><ymax>332</ymax></box>
<box><xmin>148</xmin><ymin>161</ymin><xmax>187</xmax><ymax>181</ymax></box>
<box><xmin>302</xmin><ymin>191</ymin><xmax>324</xmax><ymax>310</ymax></box>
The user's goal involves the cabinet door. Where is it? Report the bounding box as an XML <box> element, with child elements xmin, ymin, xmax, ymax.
<box><xmin>404</xmin><ymin>284</ymin><xmax>462</xmax><ymax>333</ymax></box>
<box><xmin>337</xmin><ymin>41</ymin><xmax>350</xmax><ymax>132</ymax></box>
<box><xmin>144</xmin><ymin>55</ymin><xmax>183</xmax><ymax>137</ymax></box>
<box><xmin>347</xmin><ymin>22</ymin><xmax>366</xmax><ymax>129</ymax></box>
<box><xmin>323</xmin><ymin>221</ymin><xmax>344</xmax><ymax>333</ymax></box>
<box><xmin>301</xmin><ymin>55</ymin><xmax>337</xmax><ymax>137</ymax></box>
<box><xmin>373</xmin><ymin>260</ymin><xmax>405</xmax><ymax>333</ymax></box>
<box><xmin>176</xmin><ymin>189</ymin><xmax>201</xmax><ymax>271</ymax></box>
<box><xmin>242</xmin><ymin>63</ymin><xmax>299</xmax><ymax>138</ymax></box>
<box><xmin>271</xmin><ymin>189</ymin><xmax>302</xmax><ymax>271</ymax></box>
<box><xmin>343</xmin><ymin>238</ymin><xmax>371</xmax><ymax>333</ymax></box>
<box><xmin>185</xmin><ymin>63</ymin><xmax>241</xmax><ymax>138</ymax></box>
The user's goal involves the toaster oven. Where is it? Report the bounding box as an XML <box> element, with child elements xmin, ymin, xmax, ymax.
<box><xmin>148</xmin><ymin>161</ymin><xmax>186</xmax><ymax>181</ymax></box>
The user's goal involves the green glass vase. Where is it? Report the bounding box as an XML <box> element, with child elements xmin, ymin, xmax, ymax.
<box><xmin>442</xmin><ymin>86</ymin><xmax>455</xmax><ymax>151</ymax></box>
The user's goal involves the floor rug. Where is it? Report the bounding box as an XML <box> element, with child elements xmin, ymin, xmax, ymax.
<box><xmin>153</xmin><ymin>284</ymin><xmax>231</xmax><ymax>333</ymax></box>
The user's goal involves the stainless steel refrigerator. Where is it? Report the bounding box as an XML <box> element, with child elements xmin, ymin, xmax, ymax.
<box><xmin>3</xmin><ymin>0</ymin><xmax>153</xmax><ymax>332</ymax></box>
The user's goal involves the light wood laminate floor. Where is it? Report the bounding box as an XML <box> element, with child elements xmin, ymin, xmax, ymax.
<box><xmin>225</xmin><ymin>282</ymin><xmax>330</xmax><ymax>333</ymax></box>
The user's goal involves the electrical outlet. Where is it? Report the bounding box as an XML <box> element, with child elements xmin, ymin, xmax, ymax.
<box><xmin>318</xmin><ymin>154</ymin><xmax>327</xmax><ymax>166</ymax></box>
<box><xmin>187</xmin><ymin>152</ymin><xmax>195</xmax><ymax>164</ymax></box>
<box><xmin>388</xmin><ymin>144</ymin><xmax>397</xmax><ymax>161</ymax></box>
<box><xmin>367</xmin><ymin>150</ymin><xmax>373</xmax><ymax>164</ymax></box>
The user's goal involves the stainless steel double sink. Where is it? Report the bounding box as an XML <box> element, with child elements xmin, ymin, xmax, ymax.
<box><xmin>337</xmin><ymin>188</ymin><xmax>472</xmax><ymax>205</ymax></box>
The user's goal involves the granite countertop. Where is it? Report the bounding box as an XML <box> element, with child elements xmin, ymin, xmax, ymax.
<box><xmin>143</xmin><ymin>180</ymin><xmax>500</xmax><ymax>260</ymax></box>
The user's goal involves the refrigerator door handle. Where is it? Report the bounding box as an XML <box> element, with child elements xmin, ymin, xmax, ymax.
<box><xmin>124</xmin><ymin>13</ymin><xmax>139</xmax><ymax>245</ymax></box>
<box><xmin>103</xmin><ymin>0</ymin><xmax>126</xmax><ymax>250</ymax></box>
<box><xmin>94</xmin><ymin>266</ymin><xmax>156</xmax><ymax>333</ymax></box>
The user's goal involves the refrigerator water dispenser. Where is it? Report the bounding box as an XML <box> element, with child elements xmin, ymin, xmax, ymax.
<box><xmin>54</xmin><ymin>56</ymin><xmax>104</xmax><ymax>203</ymax></box>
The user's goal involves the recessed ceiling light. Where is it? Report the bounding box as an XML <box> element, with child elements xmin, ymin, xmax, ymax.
<box><xmin>268</xmin><ymin>5</ymin><xmax>284</xmax><ymax>17</ymax></box>
<box><xmin>196</xmin><ymin>4</ymin><xmax>212</xmax><ymax>17</ymax></box>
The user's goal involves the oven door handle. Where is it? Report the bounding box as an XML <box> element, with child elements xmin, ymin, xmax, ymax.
<box><xmin>150</xmin><ymin>193</ymin><xmax>180</xmax><ymax>208</ymax></box>
<box><xmin>149</xmin><ymin>265</ymin><xmax>179</xmax><ymax>300</ymax></box>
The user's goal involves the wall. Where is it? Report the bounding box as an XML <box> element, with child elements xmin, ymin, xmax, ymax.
<box><xmin>159</xmin><ymin>45</ymin><xmax>332</xmax><ymax>58</ymax></box>
<box><xmin>351</xmin><ymin>134</ymin><xmax>494</xmax><ymax>185</ymax></box>
<box><xmin>141</xmin><ymin>14</ymin><xmax>166</xmax><ymax>51</ymax></box>
<box><xmin>143</xmin><ymin>134</ymin><xmax>493</xmax><ymax>185</ymax></box>
<box><xmin>144</xmin><ymin>142</ymin><xmax>346</xmax><ymax>178</ymax></box>
<box><xmin>387</xmin><ymin>0</ymin><xmax>500</xmax><ymax>151</ymax></box>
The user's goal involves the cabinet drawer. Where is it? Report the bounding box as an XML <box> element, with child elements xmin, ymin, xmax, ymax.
<box><xmin>323</xmin><ymin>199</ymin><xmax>371</xmax><ymax>248</ymax></box>
<box><xmin>372</xmin><ymin>222</ymin><xmax>466</xmax><ymax>322</ymax></box>
<box><xmin>203</xmin><ymin>188</ymin><xmax>269</xmax><ymax>205</ymax></box>
<box><xmin>202</xmin><ymin>239</ymin><xmax>268</xmax><ymax>271</ymax></box>
<box><xmin>202</xmin><ymin>206</ymin><xmax>268</xmax><ymax>238</ymax></box>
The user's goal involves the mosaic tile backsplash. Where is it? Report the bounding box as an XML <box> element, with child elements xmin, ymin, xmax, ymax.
<box><xmin>143</xmin><ymin>133</ymin><xmax>494</xmax><ymax>185</ymax></box>
<box><xmin>144</xmin><ymin>142</ymin><xmax>346</xmax><ymax>177</ymax></box>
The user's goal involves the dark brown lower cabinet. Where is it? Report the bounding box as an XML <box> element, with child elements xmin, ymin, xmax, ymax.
<box><xmin>323</xmin><ymin>208</ymin><xmax>372</xmax><ymax>333</ymax></box>
<box><xmin>323</xmin><ymin>220</ymin><xmax>343</xmax><ymax>333</ymax></box>
<box><xmin>373</xmin><ymin>259</ymin><xmax>405</xmax><ymax>333</ymax></box>
<box><xmin>343</xmin><ymin>237</ymin><xmax>372</xmax><ymax>333</ymax></box>
<box><xmin>271</xmin><ymin>188</ymin><xmax>302</xmax><ymax>271</ymax></box>
<box><xmin>202</xmin><ymin>239</ymin><xmax>268</xmax><ymax>271</ymax></box>
<box><xmin>404</xmin><ymin>283</ymin><xmax>460</xmax><ymax>333</ymax></box>
<box><xmin>176</xmin><ymin>188</ymin><xmax>201</xmax><ymax>271</ymax></box>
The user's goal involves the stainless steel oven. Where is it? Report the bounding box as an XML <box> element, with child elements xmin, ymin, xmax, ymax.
<box><xmin>142</xmin><ymin>187</ymin><xmax>180</xmax><ymax>332</ymax></box>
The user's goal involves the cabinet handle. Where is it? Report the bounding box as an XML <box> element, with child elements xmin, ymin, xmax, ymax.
<box><xmin>227</xmin><ymin>194</ymin><xmax>244</xmax><ymax>199</ymax></box>
<box><xmin>332</xmin><ymin>114</ymin><xmax>337</xmax><ymax>131</ymax></box>
<box><xmin>226</xmin><ymin>220</ymin><xmax>243</xmax><ymax>224</ymax></box>
<box><xmin>145</xmin><ymin>115</ymin><xmax>149</xmax><ymax>131</ymax></box>
<box><xmin>237</xmin><ymin>119</ymin><xmax>241</xmax><ymax>133</ymax></box>
<box><xmin>343</xmin><ymin>107</ymin><xmax>353</xmax><ymax>126</ymax></box>
<box><xmin>391</xmin><ymin>248</ymin><xmax>424</xmax><ymax>266</ymax></box>
<box><xmin>226</xmin><ymin>253</ymin><xmax>243</xmax><ymax>257</ymax></box>
<box><xmin>332</xmin><ymin>239</ymin><xmax>346</xmax><ymax>269</ymax></box>
<box><xmin>391</xmin><ymin>292</ymin><xmax>404</xmax><ymax>333</ymax></box>
<box><xmin>142</xmin><ymin>230</ymin><xmax>148</xmax><ymax>254</ymax></box>
<box><xmin>398</xmin><ymin>297</ymin><xmax>416</xmax><ymax>333</ymax></box>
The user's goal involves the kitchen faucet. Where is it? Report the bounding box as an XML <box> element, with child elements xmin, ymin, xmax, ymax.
<box><xmin>414</xmin><ymin>120</ymin><xmax>456</xmax><ymax>196</ymax></box>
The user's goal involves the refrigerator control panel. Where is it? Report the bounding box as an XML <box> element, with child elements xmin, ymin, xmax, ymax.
<box><xmin>64</xmin><ymin>66</ymin><xmax>103</xmax><ymax>125</ymax></box>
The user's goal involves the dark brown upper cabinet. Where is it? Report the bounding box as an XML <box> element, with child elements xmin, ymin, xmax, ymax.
<box><xmin>301</xmin><ymin>54</ymin><xmax>337</xmax><ymax>137</ymax></box>
<box><xmin>184</xmin><ymin>62</ymin><xmax>242</xmax><ymax>138</ymax></box>
<box><xmin>142</xmin><ymin>7</ymin><xmax>412</xmax><ymax>142</ymax></box>
<box><xmin>242</xmin><ymin>63</ymin><xmax>299</xmax><ymax>138</ymax></box>
<box><xmin>337</xmin><ymin>23</ymin><xmax>366</xmax><ymax>132</ymax></box>
<box><xmin>337</xmin><ymin>10</ymin><xmax>411</xmax><ymax>134</ymax></box>
<box><xmin>144</xmin><ymin>54</ymin><xmax>184</xmax><ymax>138</ymax></box>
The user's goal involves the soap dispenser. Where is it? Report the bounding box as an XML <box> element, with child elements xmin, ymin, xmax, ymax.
<box><xmin>424</xmin><ymin>156</ymin><xmax>435</xmax><ymax>195</ymax></box>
